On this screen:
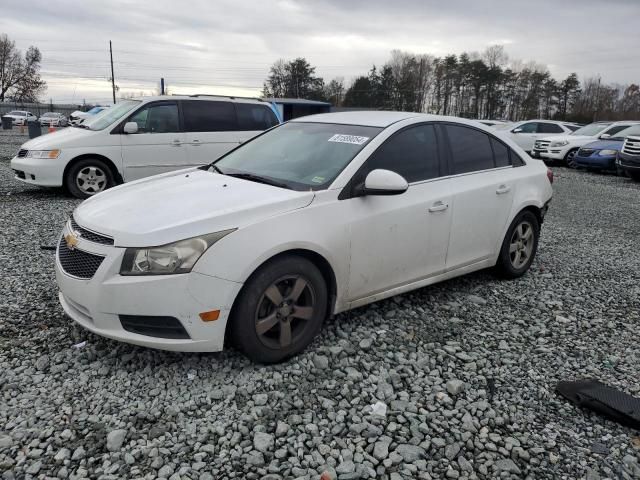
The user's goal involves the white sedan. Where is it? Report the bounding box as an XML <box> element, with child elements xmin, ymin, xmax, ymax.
<box><xmin>55</xmin><ymin>112</ymin><xmax>553</xmax><ymax>363</ymax></box>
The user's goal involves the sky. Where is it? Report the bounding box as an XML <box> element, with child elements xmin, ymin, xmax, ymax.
<box><xmin>1</xmin><ymin>0</ymin><xmax>638</xmax><ymax>105</ymax></box>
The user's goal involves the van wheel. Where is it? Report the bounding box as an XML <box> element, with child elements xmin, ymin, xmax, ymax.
<box><xmin>65</xmin><ymin>158</ymin><xmax>115</xmax><ymax>199</ymax></box>
<box><xmin>495</xmin><ymin>211</ymin><xmax>540</xmax><ymax>279</ymax></box>
<box><xmin>230</xmin><ymin>255</ymin><xmax>327</xmax><ymax>363</ymax></box>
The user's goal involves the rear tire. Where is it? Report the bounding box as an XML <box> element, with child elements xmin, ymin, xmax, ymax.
<box><xmin>628</xmin><ymin>170</ymin><xmax>640</xmax><ymax>182</ymax></box>
<box><xmin>229</xmin><ymin>255</ymin><xmax>328</xmax><ymax>363</ymax></box>
<box><xmin>495</xmin><ymin>211</ymin><xmax>540</xmax><ymax>279</ymax></box>
<box><xmin>565</xmin><ymin>149</ymin><xmax>578</xmax><ymax>168</ymax></box>
<box><xmin>65</xmin><ymin>158</ymin><xmax>115</xmax><ymax>199</ymax></box>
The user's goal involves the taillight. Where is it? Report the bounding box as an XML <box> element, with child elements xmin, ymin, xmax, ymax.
<box><xmin>546</xmin><ymin>168</ymin><xmax>554</xmax><ymax>184</ymax></box>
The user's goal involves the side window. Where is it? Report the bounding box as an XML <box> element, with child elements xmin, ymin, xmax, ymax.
<box><xmin>539</xmin><ymin>123</ymin><xmax>564</xmax><ymax>134</ymax></box>
<box><xmin>517</xmin><ymin>122</ymin><xmax>538</xmax><ymax>133</ymax></box>
<box><xmin>364</xmin><ymin>124</ymin><xmax>441</xmax><ymax>183</ymax></box>
<box><xmin>605</xmin><ymin>125</ymin><xmax>630</xmax><ymax>136</ymax></box>
<box><xmin>129</xmin><ymin>103</ymin><xmax>179</xmax><ymax>133</ymax></box>
<box><xmin>491</xmin><ymin>138</ymin><xmax>511</xmax><ymax>167</ymax></box>
<box><xmin>445</xmin><ymin>124</ymin><xmax>495</xmax><ymax>174</ymax></box>
<box><xmin>183</xmin><ymin>100</ymin><xmax>237</xmax><ymax>132</ymax></box>
<box><xmin>236</xmin><ymin>104</ymin><xmax>279</xmax><ymax>131</ymax></box>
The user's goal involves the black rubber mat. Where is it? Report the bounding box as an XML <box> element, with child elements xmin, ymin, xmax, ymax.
<box><xmin>556</xmin><ymin>379</ymin><xmax>640</xmax><ymax>430</ymax></box>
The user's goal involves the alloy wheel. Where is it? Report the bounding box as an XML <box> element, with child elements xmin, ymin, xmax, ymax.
<box><xmin>254</xmin><ymin>275</ymin><xmax>316</xmax><ymax>350</ymax></box>
<box><xmin>76</xmin><ymin>166</ymin><xmax>107</xmax><ymax>195</ymax></box>
<box><xmin>566</xmin><ymin>150</ymin><xmax>577</xmax><ymax>168</ymax></box>
<box><xmin>509</xmin><ymin>220</ymin><xmax>534</xmax><ymax>269</ymax></box>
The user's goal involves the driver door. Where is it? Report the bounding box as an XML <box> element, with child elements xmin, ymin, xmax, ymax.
<box><xmin>120</xmin><ymin>101</ymin><xmax>188</xmax><ymax>181</ymax></box>
<box><xmin>342</xmin><ymin>124</ymin><xmax>453</xmax><ymax>302</ymax></box>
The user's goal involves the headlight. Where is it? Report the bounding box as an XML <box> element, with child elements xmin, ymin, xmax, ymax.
<box><xmin>26</xmin><ymin>149</ymin><xmax>61</xmax><ymax>159</ymax></box>
<box><xmin>120</xmin><ymin>230</ymin><xmax>235</xmax><ymax>275</ymax></box>
<box><xmin>550</xmin><ymin>140</ymin><xmax>569</xmax><ymax>147</ymax></box>
<box><xmin>598</xmin><ymin>149</ymin><xmax>617</xmax><ymax>156</ymax></box>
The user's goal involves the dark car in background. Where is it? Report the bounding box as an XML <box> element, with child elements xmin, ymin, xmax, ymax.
<box><xmin>574</xmin><ymin>125</ymin><xmax>640</xmax><ymax>174</ymax></box>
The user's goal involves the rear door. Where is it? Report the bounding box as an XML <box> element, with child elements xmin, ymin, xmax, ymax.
<box><xmin>181</xmin><ymin>100</ymin><xmax>242</xmax><ymax>166</ymax></box>
<box><xmin>440</xmin><ymin>123</ymin><xmax>519</xmax><ymax>270</ymax></box>
<box><xmin>120</xmin><ymin>100</ymin><xmax>188</xmax><ymax>181</ymax></box>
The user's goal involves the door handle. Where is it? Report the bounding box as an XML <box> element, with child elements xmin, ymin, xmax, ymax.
<box><xmin>428</xmin><ymin>201</ymin><xmax>449</xmax><ymax>213</ymax></box>
<box><xmin>496</xmin><ymin>185</ymin><xmax>511</xmax><ymax>195</ymax></box>
<box><xmin>192</xmin><ymin>139</ymin><xmax>201</xmax><ymax>146</ymax></box>
<box><xmin>171</xmin><ymin>139</ymin><xmax>182</xmax><ymax>146</ymax></box>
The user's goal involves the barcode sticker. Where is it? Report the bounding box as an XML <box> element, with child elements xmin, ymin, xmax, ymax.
<box><xmin>328</xmin><ymin>134</ymin><xmax>369</xmax><ymax>145</ymax></box>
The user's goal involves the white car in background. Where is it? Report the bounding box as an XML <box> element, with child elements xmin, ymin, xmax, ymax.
<box><xmin>3</xmin><ymin>110</ymin><xmax>37</xmax><ymax>126</ymax></box>
<box><xmin>55</xmin><ymin>111</ymin><xmax>553</xmax><ymax>363</ymax></box>
<box><xmin>499</xmin><ymin>120</ymin><xmax>580</xmax><ymax>153</ymax></box>
<box><xmin>532</xmin><ymin>121</ymin><xmax>640</xmax><ymax>167</ymax></box>
<box><xmin>11</xmin><ymin>95</ymin><xmax>280</xmax><ymax>198</ymax></box>
<box><xmin>69</xmin><ymin>106</ymin><xmax>110</xmax><ymax>125</ymax></box>
<box><xmin>39</xmin><ymin>112</ymin><xmax>69</xmax><ymax>127</ymax></box>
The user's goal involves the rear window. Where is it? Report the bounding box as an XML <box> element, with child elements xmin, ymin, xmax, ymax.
<box><xmin>236</xmin><ymin>103</ymin><xmax>279</xmax><ymax>131</ymax></box>
<box><xmin>183</xmin><ymin>100</ymin><xmax>237</xmax><ymax>132</ymax></box>
<box><xmin>444</xmin><ymin>124</ymin><xmax>495</xmax><ymax>174</ymax></box>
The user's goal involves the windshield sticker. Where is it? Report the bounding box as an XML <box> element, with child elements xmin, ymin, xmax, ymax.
<box><xmin>311</xmin><ymin>176</ymin><xmax>325</xmax><ymax>183</ymax></box>
<box><xmin>328</xmin><ymin>134</ymin><xmax>370</xmax><ymax>145</ymax></box>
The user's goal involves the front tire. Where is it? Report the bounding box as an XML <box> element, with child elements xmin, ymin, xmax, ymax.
<box><xmin>495</xmin><ymin>211</ymin><xmax>540</xmax><ymax>279</ymax></box>
<box><xmin>230</xmin><ymin>256</ymin><xmax>328</xmax><ymax>363</ymax></box>
<box><xmin>564</xmin><ymin>149</ymin><xmax>578</xmax><ymax>168</ymax></box>
<box><xmin>65</xmin><ymin>158</ymin><xmax>115</xmax><ymax>199</ymax></box>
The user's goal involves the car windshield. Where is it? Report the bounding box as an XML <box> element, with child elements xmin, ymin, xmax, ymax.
<box><xmin>610</xmin><ymin>125</ymin><xmax>640</xmax><ymax>141</ymax></box>
<box><xmin>571</xmin><ymin>123</ymin><xmax>611</xmax><ymax>136</ymax></box>
<box><xmin>82</xmin><ymin>100</ymin><xmax>140</xmax><ymax>130</ymax></box>
<box><xmin>214</xmin><ymin>122</ymin><xmax>382</xmax><ymax>191</ymax></box>
<box><xmin>87</xmin><ymin>106</ymin><xmax>105</xmax><ymax>114</ymax></box>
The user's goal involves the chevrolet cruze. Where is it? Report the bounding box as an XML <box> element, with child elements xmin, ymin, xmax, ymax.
<box><xmin>56</xmin><ymin>112</ymin><xmax>553</xmax><ymax>363</ymax></box>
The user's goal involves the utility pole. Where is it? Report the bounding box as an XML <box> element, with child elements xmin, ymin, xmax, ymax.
<box><xmin>593</xmin><ymin>76</ymin><xmax>601</xmax><ymax>122</ymax></box>
<box><xmin>109</xmin><ymin>41</ymin><xmax>116</xmax><ymax>104</ymax></box>
<box><xmin>160</xmin><ymin>78</ymin><xmax>165</xmax><ymax>95</ymax></box>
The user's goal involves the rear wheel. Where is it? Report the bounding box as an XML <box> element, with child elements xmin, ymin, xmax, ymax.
<box><xmin>230</xmin><ymin>256</ymin><xmax>328</xmax><ymax>363</ymax></box>
<box><xmin>65</xmin><ymin>158</ymin><xmax>115</xmax><ymax>199</ymax></box>
<box><xmin>565</xmin><ymin>149</ymin><xmax>578</xmax><ymax>168</ymax></box>
<box><xmin>495</xmin><ymin>211</ymin><xmax>540</xmax><ymax>279</ymax></box>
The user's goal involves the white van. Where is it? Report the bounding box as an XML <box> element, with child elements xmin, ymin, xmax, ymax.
<box><xmin>11</xmin><ymin>95</ymin><xmax>281</xmax><ymax>198</ymax></box>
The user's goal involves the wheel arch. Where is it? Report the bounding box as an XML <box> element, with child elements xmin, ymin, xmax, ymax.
<box><xmin>63</xmin><ymin>153</ymin><xmax>123</xmax><ymax>186</ymax></box>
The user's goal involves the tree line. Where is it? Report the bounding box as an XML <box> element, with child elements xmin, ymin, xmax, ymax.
<box><xmin>263</xmin><ymin>46</ymin><xmax>640</xmax><ymax>123</ymax></box>
<box><xmin>0</xmin><ymin>34</ymin><xmax>45</xmax><ymax>102</ymax></box>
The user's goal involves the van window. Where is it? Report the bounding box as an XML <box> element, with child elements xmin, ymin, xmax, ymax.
<box><xmin>236</xmin><ymin>104</ymin><xmax>279</xmax><ymax>131</ymax></box>
<box><xmin>129</xmin><ymin>103</ymin><xmax>179</xmax><ymax>133</ymax></box>
<box><xmin>183</xmin><ymin>100</ymin><xmax>237</xmax><ymax>132</ymax></box>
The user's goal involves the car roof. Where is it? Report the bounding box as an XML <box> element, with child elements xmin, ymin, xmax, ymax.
<box><xmin>135</xmin><ymin>95</ymin><xmax>267</xmax><ymax>105</ymax></box>
<box><xmin>290</xmin><ymin>111</ymin><xmax>432</xmax><ymax>127</ymax></box>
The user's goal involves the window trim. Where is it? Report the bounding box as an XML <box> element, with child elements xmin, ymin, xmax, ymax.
<box><xmin>339</xmin><ymin>121</ymin><xmax>447</xmax><ymax>200</ymax></box>
<box><xmin>110</xmin><ymin>100</ymin><xmax>182</xmax><ymax>135</ymax></box>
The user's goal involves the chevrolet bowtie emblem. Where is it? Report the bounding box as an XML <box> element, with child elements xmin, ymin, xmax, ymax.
<box><xmin>64</xmin><ymin>232</ymin><xmax>79</xmax><ymax>250</ymax></box>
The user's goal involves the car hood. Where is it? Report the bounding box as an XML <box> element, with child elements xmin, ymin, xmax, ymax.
<box><xmin>20</xmin><ymin>126</ymin><xmax>96</xmax><ymax>149</ymax></box>
<box><xmin>73</xmin><ymin>169</ymin><xmax>315</xmax><ymax>247</ymax></box>
<box><xmin>581</xmin><ymin>139</ymin><xmax>623</xmax><ymax>150</ymax></box>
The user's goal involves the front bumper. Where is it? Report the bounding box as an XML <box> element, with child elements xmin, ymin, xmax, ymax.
<box><xmin>575</xmin><ymin>154</ymin><xmax>616</xmax><ymax>170</ymax></box>
<box><xmin>10</xmin><ymin>155</ymin><xmax>66</xmax><ymax>187</ymax></box>
<box><xmin>532</xmin><ymin>148</ymin><xmax>566</xmax><ymax>160</ymax></box>
<box><xmin>55</xmin><ymin>223</ymin><xmax>243</xmax><ymax>352</ymax></box>
<box><xmin>618</xmin><ymin>152</ymin><xmax>640</xmax><ymax>171</ymax></box>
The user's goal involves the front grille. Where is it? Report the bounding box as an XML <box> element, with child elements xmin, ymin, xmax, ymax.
<box><xmin>58</xmin><ymin>237</ymin><xmax>105</xmax><ymax>279</ymax></box>
<box><xmin>534</xmin><ymin>140</ymin><xmax>550</xmax><ymax>150</ymax></box>
<box><xmin>70</xmin><ymin>217</ymin><xmax>114</xmax><ymax>245</ymax></box>
<box><xmin>17</xmin><ymin>149</ymin><xmax>28</xmax><ymax>158</ymax></box>
<box><xmin>120</xmin><ymin>315</ymin><xmax>190</xmax><ymax>339</ymax></box>
<box><xmin>622</xmin><ymin>138</ymin><xmax>640</xmax><ymax>157</ymax></box>
<box><xmin>578</xmin><ymin>148</ymin><xmax>595</xmax><ymax>157</ymax></box>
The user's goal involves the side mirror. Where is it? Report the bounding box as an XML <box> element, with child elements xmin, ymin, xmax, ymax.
<box><xmin>123</xmin><ymin>122</ymin><xmax>139</xmax><ymax>134</ymax></box>
<box><xmin>360</xmin><ymin>169</ymin><xmax>408</xmax><ymax>196</ymax></box>
<box><xmin>599</xmin><ymin>133</ymin><xmax>611</xmax><ymax>139</ymax></box>
<box><xmin>512</xmin><ymin>127</ymin><xmax>523</xmax><ymax>133</ymax></box>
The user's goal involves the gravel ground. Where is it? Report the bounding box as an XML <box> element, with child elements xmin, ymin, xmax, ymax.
<box><xmin>1</xmin><ymin>132</ymin><xmax>639</xmax><ymax>480</ymax></box>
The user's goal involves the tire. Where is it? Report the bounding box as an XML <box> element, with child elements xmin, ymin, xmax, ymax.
<box><xmin>628</xmin><ymin>170</ymin><xmax>640</xmax><ymax>182</ymax></box>
<box><xmin>616</xmin><ymin>164</ymin><xmax>627</xmax><ymax>177</ymax></box>
<box><xmin>495</xmin><ymin>211</ymin><xmax>540</xmax><ymax>279</ymax></box>
<box><xmin>564</xmin><ymin>149</ymin><xmax>578</xmax><ymax>168</ymax></box>
<box><xmin>229</xmin><ymin>255</ymin><xmax>328</xmax><ymax>363</ymax></box>
<box><xmin>65</xmin><ymin>158</ymin><xmax>115</xmax><ymax>199</ymax></box>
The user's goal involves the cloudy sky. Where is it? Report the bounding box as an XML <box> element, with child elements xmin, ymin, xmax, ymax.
<box><xmin>1</xmin><ymin>0</ymin><xmax>638</xmax><ymax>104</ymax></box>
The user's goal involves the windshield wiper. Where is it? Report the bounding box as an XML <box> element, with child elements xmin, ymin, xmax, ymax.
<box><xmin>211</xmin><ymin>164</ymin><xmax>225</xmax><ymax>174</ymax></box>
<box><xmin>226</xmin><ymin>172</ymin><xmax>290</xmax><ymax>189</ymax></box>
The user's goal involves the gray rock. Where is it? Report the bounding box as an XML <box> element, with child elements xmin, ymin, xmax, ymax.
<box><xmin>106</xmin><ymin>429</ymin><xmax>127</xmax><ymax>452</ymax></box>
<box><xmin>253</xmin><ymin>393</ymin><xmax>268</xmax><ymax>406</ymax></box>
<box><xmin>313</xmin><ymin>355</ymin><xmax>329</xmax><ymax>369</ymax></box>
<box><xmin>275</xmin><ymin>421</ymin><xmax>290</xmax><ymax>437</ymax></box>
<box><xmin>71</xmin><ymin>446</ymin><xmax>86</xmax><ymax>461</ymax></box>
<box><xmin>54</xmin><ymin>448</ymin><xmax>70</xmax><ymax>462</ymax></box>
<box><xmin>253</xmin><ymin>432</ymin><xmax>274</xmax><ymax>453</ymax></box>
<box><xmin>446</xmin><ymin>379</ymin><xmax>465</xmax><ymax>396</ymax></box>
<box><xmin>395</xmin><ymin>444</ymin><xmax>425</xmax><ymax>463</ymax></box>
<box><xmin>445</xmin><ymin>443</ymin><xmax>461</xmax><ymax>460</ymax></box>
<box><xmin>494</xmin><ymin>459</ymin><xmax>521</xmax><ymax>474</ymax></box>
<box><xmin>373</xmin><ymin>441</ymin><xmax>390</xmax><ymax>460</ymax></box>
<box><xmin>467</xmin><ymin>294</ymin><xmax>487</xmax><ymax>305</ymax></box>
<box><xmin>246</xmin><ymin>451</ymin><xmax>265</xmax><ymax>466</ymax></box>
<box><xmin>335</xmin><ymin>460</ymin><xmax>355</xmax><ymax>474</ymax></box>
<box><xmin>35</xmin><ymin>355</ymin><xmax>49</xmax><ymax>372</ymax></box>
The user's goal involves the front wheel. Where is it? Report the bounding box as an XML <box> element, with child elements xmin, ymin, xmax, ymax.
<box><xmin>229</xmin><ymin>256</ymin><xmax>328</xmax><ymax>363</ymax></box>
<box><xmin>564</xmin><ymin>149</ymin><xmax>578</xmax><ymax>168</ymax></box>
<box><xmin>65</xmin><ymin>158</ymin><xmax>115</xmax><ymax>199</ymax></box>
<box><xmin>495</xmin><ymin>211</ymin><xmax>540</xmax><ymax>279</ymax></box>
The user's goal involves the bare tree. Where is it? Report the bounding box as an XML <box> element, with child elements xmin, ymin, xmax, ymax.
<box><xmin>0</xmin><ymin>34</ymin><xmax>46</xmax><ymax>102</ymax></box>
